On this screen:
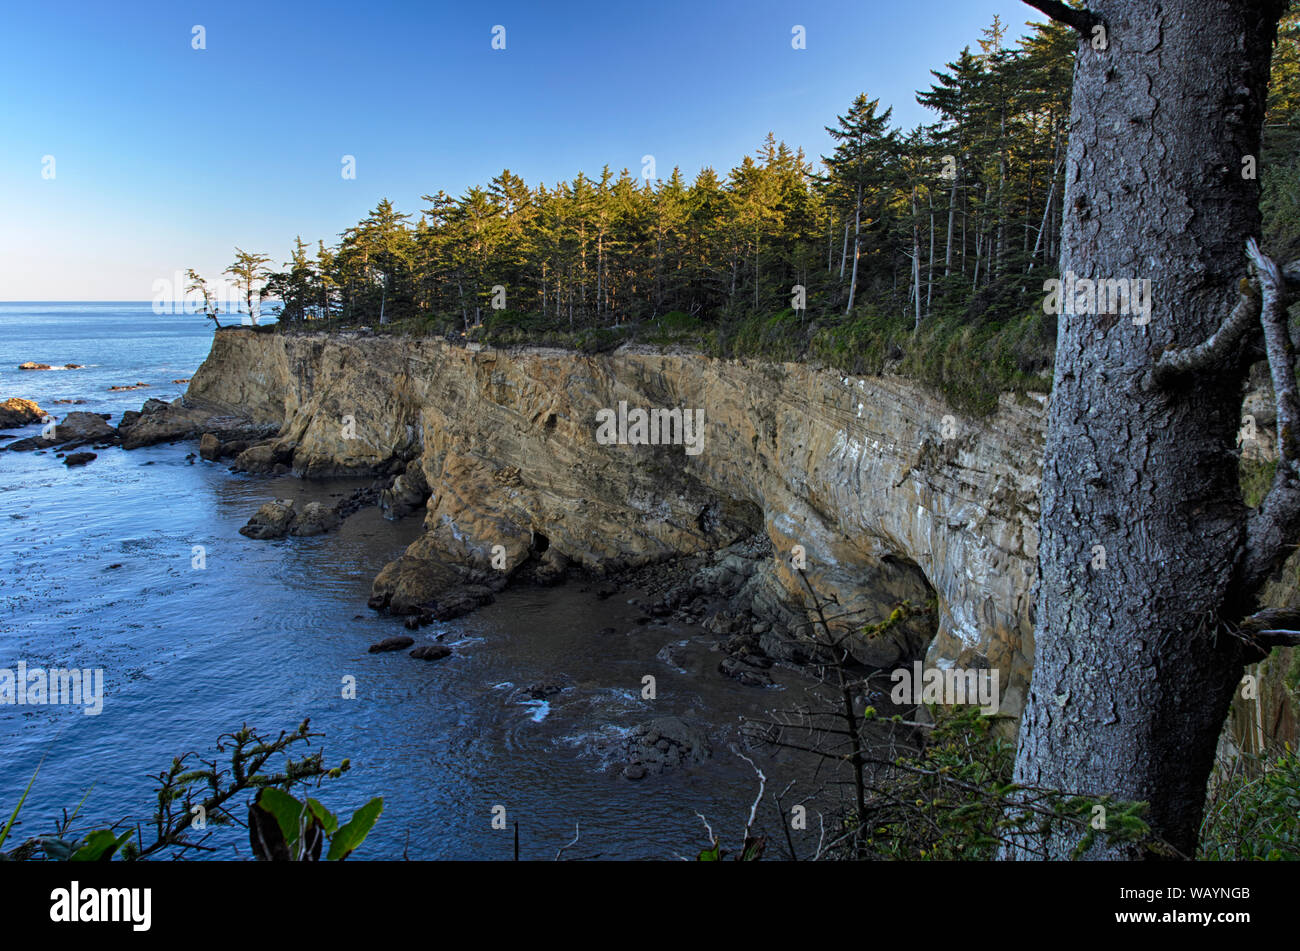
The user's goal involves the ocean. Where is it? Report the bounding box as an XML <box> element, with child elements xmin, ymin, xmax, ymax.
<box><xmin>0</xmin><ymin>303</ymin><xmax>817</xmax><ymax>860</ymax></box>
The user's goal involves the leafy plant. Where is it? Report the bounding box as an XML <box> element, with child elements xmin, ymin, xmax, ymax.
<box><xmin>247</xmin><ymin>787</ymin><xmax>384</xmax><ymax>862</ymax></box>
<box><xmin>0</xmin><ymin>720</ymin><xmax>381</xmax><ymax>861</ymax></box>
<box><xmin>1200</xmin><ymin>749</ymin><xmax>1300</xmax><ymax>860</ymax></box>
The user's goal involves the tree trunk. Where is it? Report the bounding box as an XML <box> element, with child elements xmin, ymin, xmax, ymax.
<box><xmin>912</xmin><ymin>186</ymin><xmax>922</xmax><ymax>330</ymax></box>
<box><xmin>846</xmin><ymin>185</ymin><xmax>862</xmax><ymax>315</ymax></box>
<box><xmin>945</xmin><ymin>158</ymin><xmax>958</xmax><ymax>278</ymax></box>
<box><xmin>1030</xmin><ymin>128</ymin><xmax>1064</xmax><ymax>271</ymax></box>
<box><xmin>927</xmin><ymin>188</ymin><xmax>935</xmax><ymax>317</ymax></box>
<box><xmin>1009</xmin><ymin>0</ymin><xmax>1287</xmax><ymax>860</ymax></box>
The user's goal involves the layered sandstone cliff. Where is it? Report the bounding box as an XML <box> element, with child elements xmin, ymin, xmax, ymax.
<box><xmin>180</xmin><ymin>328</ymin><xmax>1046</xmax><ymax>717</ymax></box>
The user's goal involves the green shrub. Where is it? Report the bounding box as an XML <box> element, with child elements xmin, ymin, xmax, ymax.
<box><xmin>1200</xmin><ymin>750</ymin><xmax>1300</xmax><ymax>860</ymax></box>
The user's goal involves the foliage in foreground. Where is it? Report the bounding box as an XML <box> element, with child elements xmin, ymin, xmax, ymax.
<box><xmin>0</xmin><ymin>719</ymin><xmax>381</xmax><ymax>861</ymax></box>
<box><xmin>849</xmin><ymin>706</ymin><xmax>1158</xmax><ymax>860</ymax></box>
<box><xmin>1201</xmin><ymin>749</ymin><xmax>1300</xmax><ymax>860</ymax></box>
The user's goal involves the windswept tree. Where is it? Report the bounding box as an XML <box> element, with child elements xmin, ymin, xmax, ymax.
<box><xmin>224</xmin><ymin>248</ymin><xmax>273</xmax><ymax>326</ymax></box>
<box><xmin>1009</xmin><ymin>0</ymin><xmax>1297</xmax><ymax>859</ymax></box>
<box><xmin>184</xmin><ymin>268</ymin><xmax>221</xmax><ymax>328</ymax></box>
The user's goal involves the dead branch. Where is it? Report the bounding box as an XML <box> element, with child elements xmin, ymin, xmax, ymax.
<box><xmin>1240</xmin><ymin>238</ymin><xmax>1300</xmax><ymax>596</ymax></box>
<box><xmin>555</xmin><ymin>822</ymin><xmax>580</xmax><ymax>861</ymax></box>
<box><xmin>1021</xmin><ymin>0</ymin><xmax>1103</xmax><ymax>35</ymax></box>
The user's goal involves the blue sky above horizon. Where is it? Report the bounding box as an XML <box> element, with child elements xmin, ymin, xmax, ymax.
<box><xmin>1</xmin><ymin>0</ymin><xmax>1046</xmax><ymax>301</ymax></box>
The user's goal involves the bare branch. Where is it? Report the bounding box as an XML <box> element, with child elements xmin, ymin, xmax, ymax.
<box><xmin>1022</xmin><ymin>0</ymin><xmax>1103</xmax><ymax>34</ymax></box>
<box><xmin>555</xmin><ymin>822</ymin><xmax>580</xmax><ymax>861</ymax></box>
<box><xmin>693</xmin><ymin>811</ymin><xmax>715</xmax><ymax>850</ymax></box>
<box><xmin>1251</xmin><ymin>238</ymin><xmax>1300</xmax><ymax>461</ymax></box>
<box><xmin>1239</xmin><ymin>238</ymin><xmax>1300</xmax><ymax>597</ymax></box>
<box><xmin>734</xmin><ymin>747</ymin><xmax>767</xmax><ymax>842</ymax></box>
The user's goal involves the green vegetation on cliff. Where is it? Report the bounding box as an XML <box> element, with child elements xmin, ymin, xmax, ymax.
<box><xmin>201</xmin><ymin>11</ymin><xmax>1300</xmax><ymax>418</ymax></box>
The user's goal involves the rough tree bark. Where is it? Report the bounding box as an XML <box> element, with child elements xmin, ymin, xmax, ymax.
<box><xmin>1010</xmin><ymin>0</ymin><xmax>1292</xmax><ymax>859</ymax></box>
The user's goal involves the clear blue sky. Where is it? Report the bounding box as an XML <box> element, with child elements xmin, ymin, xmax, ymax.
<box><xmin>0</xmin><ymin>0</ymin><xmax>1045</xmax><ymax>300</ymax></box>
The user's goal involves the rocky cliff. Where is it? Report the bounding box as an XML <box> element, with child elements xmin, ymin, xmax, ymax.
<box><xmin>180</xmin><ymin>328</ymin><xmax>1046</xmax><ymax>718</ymax></box>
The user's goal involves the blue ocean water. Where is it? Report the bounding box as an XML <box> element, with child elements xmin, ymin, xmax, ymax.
<box><xmin>0</xmin><ymin>304</ymin><xmax>811</xmax><ymax>860</ymax></box>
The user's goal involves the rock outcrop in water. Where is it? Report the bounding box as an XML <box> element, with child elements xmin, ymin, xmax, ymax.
<box><xmin>117</xmin><ymin>396</ymin><xmax>277</xmax><ymax>450</ymax></box>
<box><xmin>6</xmin><ymin>411</ymin><xmax>118</xmax><ymax>452</ymax></box>
<box><xmin>0</xmin><ymin>397</ymin><xmax>45</xmax><ymax>428</ymax></box>
<box><xmin>169</xmin><ymin>328</ymin><xmax>1045</xmax><ymax>720</ymax></box>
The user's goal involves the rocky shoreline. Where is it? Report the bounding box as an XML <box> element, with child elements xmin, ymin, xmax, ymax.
<box><xmin>1</xmin><ymin>328</ymin><xmax>1039</xmax><ymax>727</ymax></box>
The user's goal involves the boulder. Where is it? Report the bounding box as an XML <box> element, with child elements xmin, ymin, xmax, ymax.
<box><xmin>7</xmin><ymin>411</ymin><xmax>117</xmax><ymax>451</ymax></box>
<box><xmin>198</xmin><ymin>433</ymin><xmax>222</xmax><ymax>461</ymax></box>
<box><xmin>63</xmin><ymin>452</ymin><xmax>97</xmax><ymax>467</ymax></box>
<box><xmin>56</xmin><ymin>412</ymin><xmax>117</xmax><ymax>444</ymax></box>
<box><xmin>289</xmin><ymin>501</ymin><xmax>340</xmax><ymax>537</ymax></box>
<box><xmin>233</xmin><ymin>441</ymin><xmax>294</xmax><ymax>474</ymax></box>
<box><xmin>18</xmin><ymin>362</ymin><xmax>52</xmax><ymax>371</ymax></box>
<box><xmin>368</xmin><ymin>555</ymin><xmax>500</xmax><ymax>618</ymax></box>
<box><xmin>238</xmin><ymin>499</ymin><xmax>297</xmax><ymax>539</ymax></box>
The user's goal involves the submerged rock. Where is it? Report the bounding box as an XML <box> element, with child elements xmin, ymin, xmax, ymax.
<box><xmin>63</xmin><ymin>452</ymin><xmax>97</xmax><ymax>467</ymax></box>
<box><xmin>522</xmin><ymin>682</ymin><xmax>564</xmax><ymax>700</ymax></box>
<box><xmin>619</xmin><ymin>717</ymin><xmax>711</xmax><ymax>778</ymax></box>
<box><xmin>409</xmin><ymin>644</ymin><xmax>452</xmax><ymax>661</ymax></box>
<box><xmin>368</xmin><ymin>636</ymin><xmax>415</xmax><ymax>653</ymax></box>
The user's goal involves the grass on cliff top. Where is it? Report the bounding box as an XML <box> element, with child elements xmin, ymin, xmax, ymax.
<box><xmin>273</xmin><ymin>304</ymin><xmax>1056</xmax><ymax>417</ymax></box>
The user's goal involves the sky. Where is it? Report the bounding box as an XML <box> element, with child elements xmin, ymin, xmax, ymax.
<box><xmin>0</xmin><ymin>0</ymin><xmax>1047</xmax><ymax>301</ymax></box>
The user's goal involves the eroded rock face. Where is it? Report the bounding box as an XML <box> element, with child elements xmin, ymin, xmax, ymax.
<box><xmin>380</xmin><ymin>458</ymin><xmax>431</xmax><ymax>519</ymax></box>
<box><xmin>181</xmin><ymin>329</ymin><xmax>1046</xmax><ymax>719</ymax></box>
